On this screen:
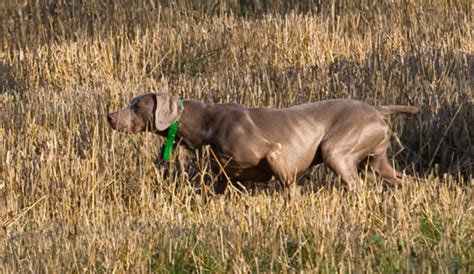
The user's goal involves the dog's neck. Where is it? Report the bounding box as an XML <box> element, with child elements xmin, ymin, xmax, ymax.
<box><xmin>175</xmin><ymin>100</ymin><xmax>212</xmax><ymax>150</ymax></box>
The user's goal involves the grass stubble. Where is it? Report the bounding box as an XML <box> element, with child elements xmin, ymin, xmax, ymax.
<box><xmin>0</xmin><ymin>0</ymin><xmax>472</xmax><ymax>272</ymax></box>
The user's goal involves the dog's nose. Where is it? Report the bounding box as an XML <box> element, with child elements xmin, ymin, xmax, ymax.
<box><xmin>107</xmin><ymin>113</ymin><xmax>116</xmax><ymax>127</ymax></box>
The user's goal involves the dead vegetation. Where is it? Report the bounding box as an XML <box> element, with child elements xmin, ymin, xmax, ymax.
<box><xmin>0</xmin><ymin>0</ymin><xmax>472</xmax><ymax>272</ymax></box>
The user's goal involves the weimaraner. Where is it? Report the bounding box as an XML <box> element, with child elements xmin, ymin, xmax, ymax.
<box><xmin>107</xmin><ymin>92</ymin><xmax>418</xmax><ymax>192</ymax></box>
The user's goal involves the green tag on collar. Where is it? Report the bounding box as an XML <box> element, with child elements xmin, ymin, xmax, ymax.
<box><xmin>163</xmin><ymin>99</ymin><xmax>184</xmax><ymax>160</ymax></box>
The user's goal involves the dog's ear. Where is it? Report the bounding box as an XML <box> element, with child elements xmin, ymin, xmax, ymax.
<box><xmin>154</xmin><ymin>93</ymin><xmax>184</xmax><ymax>131</ymax></box>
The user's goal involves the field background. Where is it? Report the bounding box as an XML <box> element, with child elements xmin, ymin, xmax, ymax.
<box><xmin>1</xmin><ymin>0</ymin><xmax>472</xmax><ymax>272</ymax></box>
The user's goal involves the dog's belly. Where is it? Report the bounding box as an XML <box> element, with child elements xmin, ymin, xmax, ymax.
<box><xmin>279</xmin><ymin>135</ymin><xmax>323</xmax><ymax>175</ymax></box>
<box><xmin>214</xmin><ymin>141</ymin><xmax>321</xmax><ymax>183</ymax></box>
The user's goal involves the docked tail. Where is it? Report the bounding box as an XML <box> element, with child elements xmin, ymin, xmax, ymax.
<box><xmin>376</xmin><ymin>105</ymin><xmax>419</xmax><ymax>116</ymax></box>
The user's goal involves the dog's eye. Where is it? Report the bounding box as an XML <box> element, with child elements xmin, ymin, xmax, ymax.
<box><xmin>130</xmin><ymin>104</ymin><xmax>140</xmax><ymax>110</ymax></box>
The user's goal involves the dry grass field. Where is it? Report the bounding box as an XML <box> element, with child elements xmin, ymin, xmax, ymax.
<box><xmin>1</xmin><ymin>0</ymin><xmax>473</xmax><ymax>272</ymax></box>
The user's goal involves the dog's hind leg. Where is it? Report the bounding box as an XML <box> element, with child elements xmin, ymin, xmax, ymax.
<box><xmin>370</xmin><ymin>149</ymin><xmax>404</xmax><ymax>186</ymax></box>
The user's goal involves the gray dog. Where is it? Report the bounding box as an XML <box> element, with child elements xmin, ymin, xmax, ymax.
<box><xmin>107</xmin><ymin>92</ymin><xmax>418</xmax><ymax>192</ymax></box>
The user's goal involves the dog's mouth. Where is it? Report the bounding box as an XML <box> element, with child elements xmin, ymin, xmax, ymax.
<box><xmin>107</xmin><ymin>115</ymin><xmax>143</xmax><ymax>134</ymax></box>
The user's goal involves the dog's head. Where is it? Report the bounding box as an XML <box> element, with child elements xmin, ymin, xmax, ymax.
<box><xmin>107</xmin><ymin>92</ymin><xmax>183</xmax><ymax>133</ymax></box>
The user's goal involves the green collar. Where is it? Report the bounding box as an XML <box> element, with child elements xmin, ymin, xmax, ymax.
<box><xmin>162</xmin><ymin>99</ymin><xmax>184</xmax><ymax>160</ymax></box>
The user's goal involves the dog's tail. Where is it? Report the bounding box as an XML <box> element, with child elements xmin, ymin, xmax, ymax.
<box><xmin>376</xmin><ymin>105</ymin><xmax>419</xmax><ymax>116</ymax></box>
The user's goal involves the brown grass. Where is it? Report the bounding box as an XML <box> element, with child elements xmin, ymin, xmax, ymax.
<box><xmin>1</xmin><ymin>0</ymin><xmax>473</xmax><ymax>272</ymax></box>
